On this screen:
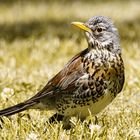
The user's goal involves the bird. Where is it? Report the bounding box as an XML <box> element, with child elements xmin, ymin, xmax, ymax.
<box><xmin>0</xmin><ymin>16</ymin><xmax>124</xmax><ymax>125</ymax></box>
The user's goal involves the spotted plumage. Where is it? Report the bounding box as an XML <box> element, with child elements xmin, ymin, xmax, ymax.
<box><xmin>0</xmin><ymin>16</ymin><xmax>125</xmax><ymax>124</ymax></box>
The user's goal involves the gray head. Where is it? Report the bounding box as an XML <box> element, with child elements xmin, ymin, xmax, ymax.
<box><xmin>72</xmin><ymin>16</ymin><xmax>120</xmax><ymax>53</ymax></box>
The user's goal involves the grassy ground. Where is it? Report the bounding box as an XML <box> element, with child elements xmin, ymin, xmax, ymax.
<box><xmin>0</xmin><ymin>0</ymin><xmax>140</xmax><ymax>139</ymax></box>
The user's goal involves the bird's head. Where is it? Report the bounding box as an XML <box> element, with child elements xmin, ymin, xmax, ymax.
<box><xmin>72</xmin><ymin>16</ymin><xmax>120</xmax><ymax>53</ymax></box>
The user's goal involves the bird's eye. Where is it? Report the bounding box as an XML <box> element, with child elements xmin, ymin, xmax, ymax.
<box><xmin>96</xmin><ymin>28</ymin><xmax>103</xmax><ymax>32</ymax></box>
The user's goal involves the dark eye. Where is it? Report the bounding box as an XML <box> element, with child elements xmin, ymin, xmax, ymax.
<box><xmin>97</xmin><ymin>28</ymin><xmax>103</xmax><ymax>32</ymax></box>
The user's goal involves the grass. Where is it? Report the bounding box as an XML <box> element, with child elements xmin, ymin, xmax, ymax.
<box><xmin>0</xmin><ymin>0</ymin><xmax>140</xmax><ymax>139</ymax></box>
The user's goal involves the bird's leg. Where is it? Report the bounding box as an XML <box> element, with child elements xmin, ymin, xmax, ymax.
<box><xmin>62</xmin><ymin>116</ymin><xmax>71</xmax><ymax>129</ymax></box>
<box><xmin>94</xmin><ymin>116</ymin><xmax>98</xmax><ymax>124</ymax></box>
<box><xmin>48</xmin><ymin>113</ymin><xmax>64</xmax><ymax>123</ymax></box>
<box><xmin>48</xmin><ymin>114</ymin><xmax>72</xmax><ymax>129</ymax></box>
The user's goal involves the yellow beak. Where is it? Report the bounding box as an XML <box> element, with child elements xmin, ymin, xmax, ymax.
<box><xmin>71</xmin><ymin>22</ymin><xmax>91</xmax><ymax>32</ymax></box>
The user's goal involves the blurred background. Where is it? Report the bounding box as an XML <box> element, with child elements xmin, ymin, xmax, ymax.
<box><xmin>0</xmin><ymin>0</ymin><xmax>140</xmax><ymax>92</ymax></box>
<box><xmin>0</xmin><ymin>0</ymin><xmax>139</xmax><ymax>42</ymax></box>
<box><xmin>0</xmin><ymin>0</ymin><xmax>139</xmax><ymax>139</ymax></box>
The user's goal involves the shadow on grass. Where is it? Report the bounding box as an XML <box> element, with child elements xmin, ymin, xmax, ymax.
<box><xmin>0</xmin><ymin>18</ymin><xmax>75</xmax><ymax>42</ymax></box>
<box><xmin>0</xmin><ymin>6</ymin><xmax>139</xmax><ymax>42</ymax></box>
<box><xmin>118</xmin><ymin>17</ymin><xmax>140</xmax><ymax>42</ymax></box>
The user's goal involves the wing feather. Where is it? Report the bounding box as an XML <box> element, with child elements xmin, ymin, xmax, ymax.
<box><xmin>28</xmin><ymin>48</ymin><xmax>88</xmax><ymax>101</ymax></box>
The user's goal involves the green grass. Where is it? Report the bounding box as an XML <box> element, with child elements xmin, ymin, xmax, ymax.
<box><xmin>0</xmin><ymin>0</ymin><xmax>140</xmax><ymax>139</ymax></box>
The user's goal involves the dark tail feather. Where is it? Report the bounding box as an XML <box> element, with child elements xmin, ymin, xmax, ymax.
<box><xmin>0</xmin><ymin>101</ymin><xmax>37</xmax><ymax>116</ymax></box>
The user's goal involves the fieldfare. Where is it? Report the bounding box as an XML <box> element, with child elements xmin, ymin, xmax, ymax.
<box><xmin>0</xmin><ymin>16</ymin><xmax>125</xmax><ymax>123</ymax></box>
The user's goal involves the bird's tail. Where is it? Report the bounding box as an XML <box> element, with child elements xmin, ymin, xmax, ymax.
<box><xmin>0</xmin><ymin>100</ymin><xmax>37</xmax><ymax>116</ymax></box>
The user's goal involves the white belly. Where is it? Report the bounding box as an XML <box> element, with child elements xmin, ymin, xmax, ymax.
<box><xmin>64</xmin><ymin>90</ymin><xmax>114</xmax><ymax>119</ymax></box>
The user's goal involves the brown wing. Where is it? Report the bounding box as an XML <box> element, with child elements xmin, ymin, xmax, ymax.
<box><xmin>29</xmin><ymin>48</ymin><xmax>88</xmax><ymax>101</ymax></box>
<box><xmin>0</xmin><ymin>49</ymin><xmax>89</xmax><ymax>116</ymax></box>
